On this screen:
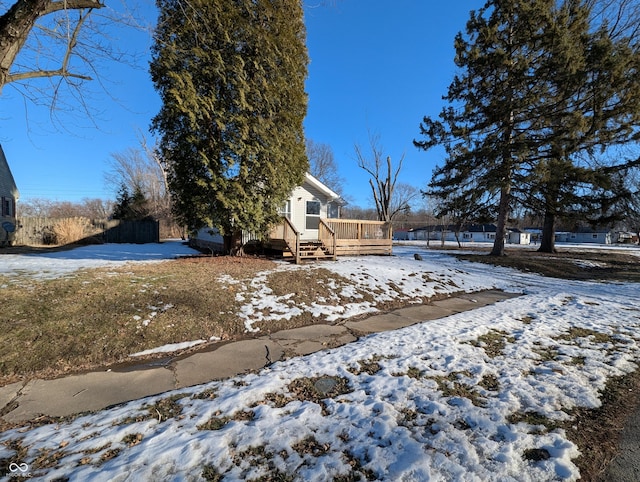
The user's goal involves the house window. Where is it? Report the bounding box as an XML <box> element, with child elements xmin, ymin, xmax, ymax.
<box><xmin>592</xmin><ymin>234</ymin><xmax>598</xmax><ymax>239</ymax></box>
<box><xmin>279</xmin><ymin>200</ymin><xmax>291</xmax><ymax>220</ymax></box>
<box><xmin>1</xmin><ymin>197</ymin><xmax>9</xmax><ymax>217</ymax></box>
<box><xmin>328</xmin><ymin>202</ymin><xmax>340</xmax><ymax>219</ymax></box>
<box><xmin>306</xmin><ymin>200</ymin><xmax>321</xmax><ymax>230</ymax></box>
<box><xmin>487</xmin><ymin>233</ymin><xmax>495</xmax><ymax>239</ymax></box>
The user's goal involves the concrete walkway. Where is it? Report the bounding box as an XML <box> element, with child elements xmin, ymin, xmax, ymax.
<box><xmin>0</xmin><ymin>290</ymin><xmax>516</xmax><ymax>424</ymax></box>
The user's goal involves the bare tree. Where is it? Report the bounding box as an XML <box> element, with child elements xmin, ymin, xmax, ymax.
<box><xmin>390</xmin><ymin>182</ymin><xmax>418</xmax><ymax>219</ymax></box>
<box><xmin>1</xmin><ymin>0</ymin><xmax>146</xmax><ymax>124</ymax></box>
<box><xmin>104</xmin><ymin>141</ymin><xmax>170</xmax><ymax>220</ymax></box>
<box><xmin>18</xmin><ymin>197</ymin><xmax>113</xmax><ymax>217</ymax></box>
<box><xmin>306</xmin><ymin>138</ymin><xmax>344</xmax><ymax>195</ymax></box>
<box><xmin>355</xmin><ymin>132</ymin><xmax>409</xmax><ymax>223</ymax></box>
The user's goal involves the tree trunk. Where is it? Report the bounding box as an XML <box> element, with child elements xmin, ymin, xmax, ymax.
<box><xmin>223</xmin><ymin>230</ymin><xmax>244</xmax><ymax>256</ymax></box>
<box><xmin>490</xmin><ymin>185</ymin><xmax>511</xmax><ymax>256</ymax></box>
<box><xmin>538</xmin><ymin>212</ymin><xmax>556</xmax><ymax>253</ymax></box>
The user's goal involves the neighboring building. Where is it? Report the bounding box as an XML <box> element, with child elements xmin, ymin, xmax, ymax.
<box><xmin>393</xmin><ymin>228</ymin><xmax>410</xmax><ymax>241</ymax></box>
<box><xmin>560</xmin><ymin>227</ymin><xmax>613</xmax><ymax>245</ymax></box>
<box><xmin>409</xmin><ymin>224</ymin><xmax>499</xmax><ymax>243</ymax></box>
<box><xmin>507</xmin><ymin>229</ymin><xmax>531</xmax><ymax>245</ymax></box>
<box><xmin>527</xmin><ymin>227</ymin><xmax>614</xmax><ymax>245</ymax></box>
<box><xmin>0</xmin><ymin>144</ymin><xmax>19</xmax><ymax>246</ymax></box>
<box><xmin>408</xmin><ymin>224</ymin><xmax>531</xmax><ymax>245</ymax></box>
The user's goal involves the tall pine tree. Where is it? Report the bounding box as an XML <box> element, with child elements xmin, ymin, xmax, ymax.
<box><xmin>150</xmin><ymin>0</ymin><xmax>309</xmax><ymax>253</ymax></box>
<box><xmin>517</xmin><ymin>0</ymin><xmax>640</xmax><ymax>252</ymax></box>
<box><xmin>415</xmin><ymin>0</ymin><xmax>556</xmax><ymax>256</ymax></box>
<box><xmin>416</xmin><ymin>0</ymin><xmax>640</xmax><ymax>255</ymax></box>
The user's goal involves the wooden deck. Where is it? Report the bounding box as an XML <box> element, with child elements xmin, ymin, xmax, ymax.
<box><xmin>267</xmin><ymin>217</ymin><xmax>392</xmax><ymax>263</ymax></box>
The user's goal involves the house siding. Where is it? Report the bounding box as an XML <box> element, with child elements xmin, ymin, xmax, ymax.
<box><xmin>0</xmin><ymin>145</ymin><xmax>19</xmax><ymax>246</ymax></box>
<box><xmin>289</xmin><ymin>181</ymin><xmax>330</xmax><ymax>240</ymax></box>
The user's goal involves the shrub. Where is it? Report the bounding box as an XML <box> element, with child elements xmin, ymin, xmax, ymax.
<box><xmin>52</xmin><ymin>217</ymin><xmax>90</xmax><ymax>245</ymax></box>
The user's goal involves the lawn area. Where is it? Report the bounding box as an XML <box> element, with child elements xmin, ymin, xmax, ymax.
<box><xmin>1</xmin><ymin>256</ymin><xmax>391</xmax><ymax>386</ymax></box>
<box><xmin>1</xmin><ymin>244</ymin><xmax>638</xmax><ymax>387</ymax></box>
<box><xmin>1</xmin><ymin>242</ymin><xmax>639</xmax><ymax>481</ymax></box>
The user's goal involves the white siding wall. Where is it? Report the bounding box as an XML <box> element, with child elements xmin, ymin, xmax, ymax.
<box><xmin>289</xmin><ymin>182</ymin><xmax>329</xmax><ymax>240</ymax></box>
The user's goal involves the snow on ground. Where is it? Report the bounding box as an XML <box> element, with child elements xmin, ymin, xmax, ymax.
<box><xmin>1</xmin><ymin>243</ymin><xmax>640</xmax><ymax>481</ymax></box>
<box><xmin>0</xmin><ymin>240</ymin><xmax>199</xmax><ymax>280</ymax></box>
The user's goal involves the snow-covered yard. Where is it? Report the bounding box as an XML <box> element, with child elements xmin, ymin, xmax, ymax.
<box><xmin>1</xmin><ymin>242</ymin><xmax>639</xmax><ymax>481</ymax></box>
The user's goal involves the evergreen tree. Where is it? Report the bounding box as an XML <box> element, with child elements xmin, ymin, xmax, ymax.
<box><xmin>416</xmin><ymin>0</ymin><xmax>640</xmax><ymax>255</ymax></box>
<box><xmin>518</xmin><ymin>0</ymin><xmax>640</xmax><ymax>252</ymax></box>
<box><xmin>112</xmin><ymin>183</ymin><xmax>151</xmax><ymax>221</ymax></box>
<box><xmin>150</xmin><ymin>0</ymin><xmax>309</xmax><ymax>254</ymax></box>
<box><xmin>415</xmin><ymin>0</ymin><xmax>556</xmax><ymax>256</ymax></box>
<box><xmin>112</xmin><ymin>184</ymin><xmax>132</xmax><ymax>220</ymax></box>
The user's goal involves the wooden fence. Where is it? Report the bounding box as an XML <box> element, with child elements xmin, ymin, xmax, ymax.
<box><xmin>15</xmin><ymin>217</ymin><xmax>160</xmax><ymax>246</ymax></box>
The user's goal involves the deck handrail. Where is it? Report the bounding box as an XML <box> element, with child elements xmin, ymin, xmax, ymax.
<box><xmin>318</xmin><ymin>218</ymin><xmax>337</xmax><ymax>259</ymax></box>
<box><xmin>270</xmin><ymin>216</ymin><xmax>300</xmax><ymax>258</ymax></box>
<box><xmin>324</xmin><ymin>218</ymin><xmax>392</xmax><ymax>240</ymax></box>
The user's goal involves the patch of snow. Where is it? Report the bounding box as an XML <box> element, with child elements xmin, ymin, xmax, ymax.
<box><xmin>0</xmin><ymin>240</ymin><xmax>198</xmax><ymax>279</ymax></box>
<box><xmin>130</xmin><ymin>340</ymin><xmax>207</xmax><ymax>357</ymax></box>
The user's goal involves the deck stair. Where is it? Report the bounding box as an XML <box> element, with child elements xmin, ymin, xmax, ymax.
<box><xmin>297</xmin><ymin>240</ymin><xmax>333</xmax><ymax>260</ymax></box>
<box><xmin>266</xmin><ymin>216</ymin><xmax>391</xmax><ymax>263</ymax></box>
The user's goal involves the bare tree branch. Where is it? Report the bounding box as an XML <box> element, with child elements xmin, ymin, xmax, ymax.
<box><xmin>1</xmin><ymin>0</ymin><xmax>150</xmax><ymax>130</ymax></box>
<box><xmin>355</xmin><ymin>131</ymin><xmax>408</xmax><ymax>222</ymax></box>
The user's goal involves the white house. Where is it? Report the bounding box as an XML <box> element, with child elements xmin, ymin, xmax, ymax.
<box><xmin>282</xmin><ymin>173</ymin><xmax>345</xmax><ymax>241</ymax></box>
<box><xmin>0</xmin><ymin>144</ymin><xmax>19</xmax><ymax>247</ymax></box>
<box><xmin>192</xmin><ymin>173</ymin><xmax>346</xmax><ymax>252</ymax></box>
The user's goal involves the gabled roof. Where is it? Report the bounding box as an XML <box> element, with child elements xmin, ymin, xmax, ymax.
<box><xmin>0</xmin><ymin>144</ymin><xmax>19</xmax><ymax>199</ymax></box>
<box><xmin>303</xmin><ymin>172</ymin><xmax>346</xmax><ymax>205</ymax></box>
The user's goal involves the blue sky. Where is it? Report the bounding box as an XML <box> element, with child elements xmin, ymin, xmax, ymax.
<box><xmin>1</xmin><ymin>1</ymin><xmax>478</xmax><ymax>209</ymax></box>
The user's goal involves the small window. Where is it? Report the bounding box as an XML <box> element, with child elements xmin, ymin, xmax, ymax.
<box><xmin>1</xmin><ymin>197</ymin><xmax>9</xmax><ymax>217</ymax></box>
<box><xmin>306</xmin><ymin>200</ymin><xmax>320</xmax><ymax>215</ymax></box>
<box><xmin>592</xmin><ymin>234</ymin><xmax>598</xmax><ymax>239</ymax></box>
<box><xmin>328</xmin><ymin>202</ymin><xmax>340</xmax><ymax>219</ymax></box>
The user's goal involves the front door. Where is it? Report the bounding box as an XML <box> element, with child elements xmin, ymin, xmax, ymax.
<box><xmin>304</xmin><ymin>200</ymin><xmax>321</xmax><ymax>240</ymax></box>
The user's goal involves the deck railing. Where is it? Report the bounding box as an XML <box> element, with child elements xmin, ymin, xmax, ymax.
<box><xmin>269</xmin><ymin>216</ymin><xmax>300</xmax><ymax>262</ymax></box>
<box><xmin>324</xmin><ymin>218</ymin><xmax>393</xmax><ymax>256</ymax></box>
<box><xmin>318</xmin><ymin>218</ymin><xmax>337</xmax><ymax>260</ymax></box>
<box><xmin>267</xmin><ymin>217</ymin><xmax>392</xmax><ymax>261</ymax></box>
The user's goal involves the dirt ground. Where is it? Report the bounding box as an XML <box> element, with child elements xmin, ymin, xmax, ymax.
<box><xmin>452</xmin><ymin>245</ymin><xmax>640</xmax><ymax>282</ymax></box>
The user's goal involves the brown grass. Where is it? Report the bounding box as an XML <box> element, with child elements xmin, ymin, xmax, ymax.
<box><xmin>454</xmin><ymin>246</ymin><xmax>640</xmax><ymax>282</ymax></box>
<box><xmin>0</xmin><ymin>257</ymin><xmax>276</xmax><ymax>385</ymax></box>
